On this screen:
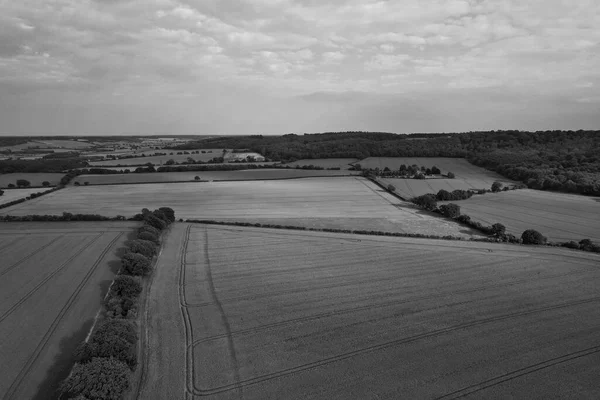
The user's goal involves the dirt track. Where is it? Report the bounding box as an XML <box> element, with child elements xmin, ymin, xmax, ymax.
<box><xmin>139</xmin><ymin>223</ymin><xmax>600</xmax><ymax>399</ymax></box>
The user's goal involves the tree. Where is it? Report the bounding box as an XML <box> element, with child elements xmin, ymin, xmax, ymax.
<box><xmin>387</xmin><ymin>184</ymin><xmax>396</xmax><ymax>192</ymax></box>
<box><xmin>16</xmin><ymin>179</ymin><xmax>30</xmax><ymax>188</ymax></box>
<box><xmin>491</xmin><ymin>223</ymin><xmax>506</xmax><ymax>236</ymax></box>
<box><xmin>436</xmin><ymin>189</ymin><xmax>453</xmax><ymax>201</ymax></box>
<box><xmin>165</xmin><ymin>159</ymin><xmax>175</xmax><ymax>165</ymax></box>
<box><xmin>0</xmin><ymin>189</ymin><xmax>3</xmax><ymax>196</ymax></box>
<box><xmin>439</xmin><ymin>203</ymin><xmax>461</xmax><ymax>218</ymax></box>
<box><xmin>42</xmin><ymin>181</ymin><xmax>50</xmax><ymax>187</ymax></box>
<box><xmin>431</xmin><ymin>166</ymin><xmax>441</xmax><ymax>175</ymax></box>
<box><xmin>59</xmin><ymin>357</ymin><xmax>130</xmax><ymax>400</ymax></box>
<box><xmin>521</xmin><ymin>229</ymin><xmax>547</xmax><ymax>245</ymax></box>
<box><xmin>74</xmin><ymin>181</ymin><xmax>81</xmax><ymax>186</ymax></box>
<box><xmin>447</xmin><ymin>172</ymin><xmax>455</xmax><ymax>179</ymax></box>
<box><xmin>194</xmin><ymin>176</ymin><xmax>200</xmax><ymax>181</ymax></box>
<box><xmin>7</xmin><ymin>183</ymin><xmax>15</xmax><ymax>188</ymax></box>
<box><xmin>491</xmin><ymin>181</ymin><xmax>503</xmax><ymax>192</ymax></box>
<box><xmin>121</xmin><ymin>252</ymin><xmax>152</xmax><ymax>275</ymax></box>
<box><xmin>412</xmin><ymin>194</ymin><xmax>437</xmax><ymax>210</ymax></box>
<box><xmin>84</xmin><ymin>181</ymin><xmax>89</xmax><ymax>186</ymax></box>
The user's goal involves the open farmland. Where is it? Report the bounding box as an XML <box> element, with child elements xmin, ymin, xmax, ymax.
<box><xmin>362</xmin><ymin>157</ymin><xmax>517</xmax><ymax>197</ymax></box>
<box><xmin>0</xmin><ymin>222</ymin><xmax>136</xmax><ymax>399</ymax></box>
<box><xmin>285</xmin><ymin>158</ymin><xmax>360</xmax><ymax>169</ymax></box>
<box><xmin>0</xmin><ymin>188</ymin><xmax>49</xmax><ymax>205</ymax></box>
<box><xmin>440</xmin><ymin>189</ymin><xmax>600</xmax><ymax>243</ymax></box>
<box><xmin>0</xmin><ymin>177</ymin><xmax>481</xmax><ymax>238</ymax></box>
<box><xmin>0</xmin><ymin>173</ymin><xmax>65</xmax><ymax>188</ymax></box>
<box><xmin>87</xmin><ymin>149</ymin><xmax>250</xmax><ymax>166</ymax></box>
<box><xmin>71</xmin><ymin>169</ymin><xmax>355</xmax><ymax>185</ymax></box>
<box><xmin>137</xmin><ymin>224</ymin><xmax>600</xmax><ymax>400</ymax></box>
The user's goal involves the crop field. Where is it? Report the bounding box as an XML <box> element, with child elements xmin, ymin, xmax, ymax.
<box><xmin>71</xmin><ymin>169</ymin><xmax>352</xmax><ymax>185</ymax></box>
<box><xmin>0</xmin><ymin>188</ymin><xmax>48</xmax><ymax>205</ymax></box>
<box><xmin>0</xmin><ymin>173</ymin><xmax>65</xmax><ymax>188</ymax></box>
<box><xmin>362</xmin><ymin>157</ymin><xmax>516</xmax><ymax>193</ymax></box>
<box><xmin>87</xmin><ymin>149</ymin><xmax>245</xmax><ymax>166</ymax></box>
<box><xmin>285</xmin><ymin>158</ymin><xmax>360</xmax><ymax>169</ymax></box>
<box><xmin>0</xmin><ymin>177</ymin><xmax>481</xmax><ymax>238</ymax></box>
<box><xmin>440</xmin><ymin>189</ymin><xmax>600</xmax><ymax>243</ymax></box>
<box><xmin>0</xmin><ymin>222</ymin><xmax>136</xmax><ymax>399</ymax></box>
<box><xmin>137</xmin><ymin>224</ymin><xmax>600</xmax><ymax>400</ymax></box>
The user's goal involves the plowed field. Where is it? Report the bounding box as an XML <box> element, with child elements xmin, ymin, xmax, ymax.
<box><xmin>0</xmin><ymin>222</ymin><xmax>136</xmax><ymax>399</ymax></box>
<box><xmin>138</xmin><ymin>224</ymin><xmax>600</xmax><ymax>400</ymax></box>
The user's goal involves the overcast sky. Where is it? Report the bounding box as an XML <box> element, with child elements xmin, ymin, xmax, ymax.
<box><xmin>1</xmin><ymin>0</ymin><xmax>599</xmax><ymax>135</ymax></box>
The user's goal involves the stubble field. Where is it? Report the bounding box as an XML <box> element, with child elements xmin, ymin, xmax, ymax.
<box><xmin>0</xmin><ymin>222</ymin><xmax>136</xmax><ymax>400</ymax></box>
<box><xmin>439</xmin><ymin>189</ymin><xmax>600</xmax><ymax>243</ymax></box>
<box><xmin>138</xmin><ymin>224</ymin><xmax>600</xmax><ymax>400</ymax></box>
<box><xmin>0</xmin><ymin>188</ymin><xmax>51</xmax><ymax>206</ymax></box>
<box><xmin>0</xmin><ymin>177</ymin><xmax>481</xmax><ymax>238</ymax></box>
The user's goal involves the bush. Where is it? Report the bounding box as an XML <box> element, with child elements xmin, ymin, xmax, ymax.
<box><xmin>42</xmin><ymin>181</ymin><xmax>50</xmax><ymax>187</ymax></box>
<box><xmin>7</xmin><ymin>183</ymin><xmax>15</xmax><ymax>188</ymax></box>
<box><xmin>491</xmin><ymin>223</ymin><xmax>506</xmax><ymax>236</ymax></box>
<box><xmin>144</xmin><ymin>213</ymin><xmax>166</xmax><ymax>231</ymax></box>
<box><xmin>436</xmin><ymin>189</ymin><xmax>453</xmax><ymax>201</ymax></box>
<box><xmin>138</xmin><ymin>231</ymin><xmax>159</xmax><ymax>244</ymax></box>
<box><xmin>59</xmin><ymin>357</ymin><xmax>130</xmax><ymax>400</ymax></box>
<box><xmin>491</xmin><ymin>181</ymin><xmax>503</xmax><ymax>192</ymax></box>
<box><xmin>561</xmin><ymin>241</ymin><xmax>580</xmax><ymax>249</ymax></box>
<box><xmin>456</xmin><ymin>214</ymin><xmax>471</xmax><ymax>224</ymax></box>
<box><xmin>158</xmin><ymin>207</ymin><xmax>175</xmax><ymax>223</ymax></box>
<box><xmin>521</xmin><ymin>229</ymin><xmax>547</xmax><ymax>245</ymax></box>
<box><xmin>76</xmin><ymin>320</ymin><xmax>137</xmax><ymax>368</ymax></box>
<box><xmin>138</xmin><ymin>224</ymin><xmax>161</xmax><ymax>237</ymax></box>
<box><xmin>109</xmin><ymin>275</ymin><xmax>142</xmax><ymax>299</ymax></box>
<box><xmin>439</xmin><ymin>203</ymin><xmax>461</xmax><ymax>218</ymax></box>
<box><xmin>128</xmin><ymin>239</ymin><xmax>157</xmax><ymax>258</ymax></box>
<box><xmin>16</xmin><ymin>179</ymin><xmax>31</xmax><ymax>187</ymax></box>
<box><xmin>121</xmin><ymin>252</ymin><xmax>152</xmax><ymax>276</ymax></box>
<box><xmin>412</xmin><ymin>194</ymin><xmax>437</xmax><ymax>210</ymax></box>
<box><xmin>387</xmin><ymin>184</ymin><xmax>396</xmax><ymax>192</ymax></box>
<box><xmin>447</xmin><ymin>172</ymin><xmax>455</xmax><ymax>178</ymax></box>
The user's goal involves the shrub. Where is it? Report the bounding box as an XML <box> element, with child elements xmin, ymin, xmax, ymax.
<box><xmin>0</xmin><ymin>189</ymin><xmax>3</xmax><ymax>196</ymax></box>
<box><xmin>439</xmin><ymin>203</ymin><xmax>461</xmax><ymax>218</ymax></box>
<box><xmin>76</xmin><ymin>320</ymin><xmax>137</xmax><ymax>368</ymax></box>
<box><xmin>561</xmin><ymin>241</ymin><xmax>581</xmax><ymax>249</ymax></box>
<box><xmin>121</xmin><ymin>252</ymin><xmax>152</xmax><ymax>276</ymax></box>
<box><xmin>138</xmin><ymin>231</ymin><xmax>159</xmax><ymax>244</ymax></box>
<box><xmin>158</xmin><ymin>207</ymin><xmax>175</xmax><ymax>223</ymax></box>
<box><xmin>447</xmin><ymin>172</ymin><xmax>455</xmax><ymax>178</ymax></box>
<box><xmin>128</xmin><ymin>239</ymin><xmax>157</xmax><ymax>258</ymax></box>
<box><xmin>144</xmin><ymin>213</ymin><xmax>166</xmax><ymax>231</ymax></box>
<box><xmin>412</xmin><ymin>194</ymin><xmax>437</xmax><ymax>210</ymax></box>
<box><xmin>491</xmin><ymin>181</ymin><xmax>503</xmax><ymax>192</ymax></box>
<box><xmin>138</xmin><ymin>224</ymin><xmax>160</xmax><ymax>237</ymax></box>
<box><xmin>431</xmin><ymin>166</ymin><xmax>441</xmax><ymax>175</ymax></box>
<box><xmin>58</xmin><ymin>357</ymin><xmax>130</xmax><ymax>400</ymax></box>
<box><xmin>8</xmin><ymin>183</ymin><xmax>15</xmax><ymax>188</ymax></box>
<box><xmin>456</xmin><ymin>214</ymin><xmax>471</xmax><ymax>224</ymax></box>
<box><xmin>109</xmin><ymin>275</ymin><xmax>142</xmax><ymax>299</ymax></box>
<box><xmin>194</xmin><ymin>176</ymin><xmax>200</xmax><ymax>180</ymax></box>
<box><xmin>436</xmin><ymin>189</ymin><xmax>453</xmax><ymax>201</ymax></box>
<box><xmin>491</xmin><ymin>223</ymin><xmax>506</xmax><ymax>236</ymax></box>
<box><xmin>387</xmin><ymin>184</ymin><xmax>396</xmax><ymax>192</ymax></box>
<box><xmin>42</xmin><ymin>181</ymin><xmax>50</xmax><ymax>187</ymax></box>
<box><xmin>16</xmin><ymin>179</ymin><xmax>31</xmax><ymax>187</ymax></box>
<box><xmin>152</xmin><ymin>209</ymin><xmax>169</xmax><ymax>223</ymax></box>
<box><xmin>521</xmin><ymin>229</ymin><xmax>547</xmax><ymax>245</ymax></box>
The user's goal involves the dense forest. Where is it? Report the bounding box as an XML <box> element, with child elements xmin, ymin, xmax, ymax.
<box><xmin>172</xmin><ymin>130</ymin><xmax>600</xmax><ymax>195</ymax></box>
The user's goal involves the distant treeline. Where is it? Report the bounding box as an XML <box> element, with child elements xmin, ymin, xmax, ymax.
<box><xmin>0</xmin><ymin>158</ymin><xmax>87</xmax><ymax>173</ymax></box>
<box><xmin>171</xmin><ymin>130</ymin><xmax>600</xmax><ymax>196</ymax></box>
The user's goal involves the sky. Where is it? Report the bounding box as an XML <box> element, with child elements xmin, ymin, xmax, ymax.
<box><xmin>0</xmin><ymin>0</ymin><xmax>599</xmax><ymax>136</ymax></box>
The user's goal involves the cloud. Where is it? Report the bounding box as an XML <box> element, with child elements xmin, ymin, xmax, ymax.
<box><xmin>0</xmin><ymin>0</ymin><xmax>599</xmax><ymax>134</ymax></box>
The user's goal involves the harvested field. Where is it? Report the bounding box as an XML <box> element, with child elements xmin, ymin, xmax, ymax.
<box><xmin>0</xmin><ymin>177</ymin><xmax>481</xmax><ymax>238</ymax></box>
<box><xmin>440</xmin><ymin>189</ymin><xmax>600</xmax><ymax>243</ymax></box>
<box><xmin>285</xmin><ymin>158</ymin><xmax>360</xmax><ymax>169</ymax></box>
<box><xmin>0</xmin><ymin>173</ymin><xmax>64</xmax><ymax>188</ymax></box>
<box><xmin>138</xmin><ymin>224</ymin><xmax>600</xmax><ymax>400</ymax></box>
<box><xmin>0</xmin><ymin>188</ymin><xmax>48</xmax><ymax>205</ymax></box>
<box><xmin>71</xmin><ymin>169</ymin><xmax>354</xmax><ymax>185</ymax></box>
<box><xmin>362</xmin><ymin>157</ymin><xmax>517</xmax><ymax>196</ymax></box>
<box><xmin>0</xmin><ymin>222</ymin><xmax>136</xmax><ymax>399</ymax></box>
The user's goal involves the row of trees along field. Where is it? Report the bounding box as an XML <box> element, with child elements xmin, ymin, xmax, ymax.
<box><xmin>171</xmin><ymin>130</ymin><xmax>600</xmax><ymax>195</ymax></box>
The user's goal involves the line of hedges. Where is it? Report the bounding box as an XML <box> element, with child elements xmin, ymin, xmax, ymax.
<box><xmin>0</xmin><ymin>187</ymin><xmax>60</xmax><ymax>210</ymax></box>
<box><xmin>58</xmin><ymin>207</ymin><xmax>175</xmax><ymax>400</ymax></box>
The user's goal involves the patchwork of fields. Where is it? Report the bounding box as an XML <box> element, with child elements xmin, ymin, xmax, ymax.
<box><xmin>71</xmin><ymin>169</ymin><xmax>356</xmax><ymax>185</ymax></box>
<box><xmin>0</xmin><ymin>177</ymin><xmax>480</xmax><ymax>238</ymax></box>
<box><xmin>0</xmin><ymin>173</ymin><xmax>65</xmax><ymax>188</ymax></box>
<box><xmin>138</xmin><ymin>224</ymin><xmax>600</xmax><ymax>400</ymax></box>
<box><xmin>285</xmin><ymin>158</ymin><xmax>360</xmax><ymax>169</ymax></box>
<box><xmin>0</xmin><ymin>222</ymin><xmax>136</xmax><ymax>399</ymax></box>
<box><xmin>440</xmin><ymin>189</ymin><xmax>600</xmax><ymax>243</ymax></box>
<box><xmin>88</xmin><ymin>149</ymin><xmax>263</xmax><ymax>166</ymax></box>
<box><xmin>362</xmin><ymin>157</ymin><xmax>517</xmax><ymax>198</ymax></box>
